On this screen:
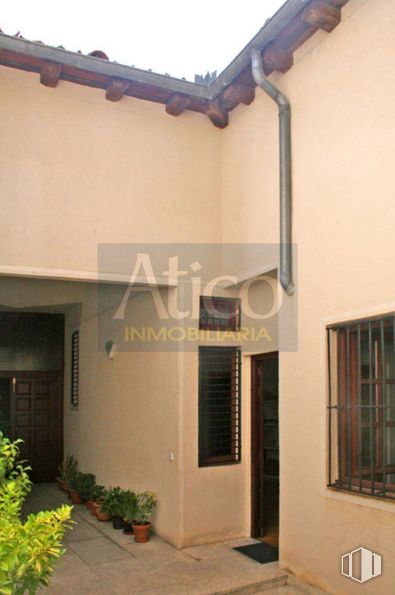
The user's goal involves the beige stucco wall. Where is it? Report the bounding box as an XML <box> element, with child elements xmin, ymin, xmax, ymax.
<box><xmin>221</xmin><ymin>0</ymin><xmax>395</xmax><ymax>592</ymax></box>
<box><xmin>0</xmin><ymin>66</ymin><xmax>222</xmax><ymax>276</ymax></box>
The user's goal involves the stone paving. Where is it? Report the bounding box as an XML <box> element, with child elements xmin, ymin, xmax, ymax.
<box><xmin>24</xmin><ymin>484</ymin><xmax>314</xmax><ymax>594</ymax></box>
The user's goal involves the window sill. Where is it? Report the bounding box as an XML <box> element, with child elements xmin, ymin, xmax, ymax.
<box><xmin>325</xmin><ymin>486</ymin><xmax>395</xmax><ymax>513</ymax></box>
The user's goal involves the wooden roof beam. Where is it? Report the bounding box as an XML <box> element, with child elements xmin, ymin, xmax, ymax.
<box><xmin>165</xmin><ymin>94</ymin><xmax>190</xmax><ymax>116</ymax></box>
<box><xmin>205</xmin><ymin>100</ymin><xmax>229</xmax><ymax>129</ymax></box>
<box><xmin>262</xmin><ymin>45</ymin><xmax>293</xmax><ymax>76</ymax></box>
<box><xmin>40</xmin><ymin>61</ymin><xmax>62</xmax><ymax>87</ymax></box>
<box><xmin>302</xmin><ymin>0</ymin><xmax>341</xmax><ymax>33</ymax></box>
<box><xmin>106</xmin><ymin>79</ymin><xmax>130</xmax><ymax>102</ymax></box>
<box><xmin>220</xmin><ymin>84</ymin><xmax>255</xmax><ymax>111</ymax></box>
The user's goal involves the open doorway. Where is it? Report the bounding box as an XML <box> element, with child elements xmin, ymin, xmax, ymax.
<box><xmin>251</xmin><ymin>352</ymin><xmax>279</xmax><ymax>546</ymax></box>
<box><xmin>0</xmin><ymin>312</ymin><xmax>64</xmax><ymax>482</ymax></box>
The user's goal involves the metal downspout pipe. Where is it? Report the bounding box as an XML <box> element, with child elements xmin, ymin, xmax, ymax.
<box><xmin>251</xmin><ymin>48</ymin><xmax>295</xmax><ymax>295</ymax></box>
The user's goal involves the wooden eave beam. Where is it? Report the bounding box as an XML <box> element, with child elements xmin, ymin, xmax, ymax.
<box><xmin>165</xmin><ymin>94</ymin><xmax>190</xmax><ymax>116</ymax></box>
<box><xmin>220</xmin><ymin>84</ymin><xmax>255</xmax><ymax>111</ymax></box>
<box><xmin>40</xmin><ymin>61</ymin><xmax>62</xmax><ymax>87</ymax></box>
<box><xmin>302</xmin><ymin>0</ymin><xmax>341</xmax><ymax>32</ymax></box>
<box><xmin>262</xmin><ymin>45</ymin><xmax>293</xmax><ymax>76</ymax></box>
<box><xmin>106</xmin><ymin>79</ymin><xmax>130</xmax><ymax>102</ymax></box>
<box><xmin>205</xmin><ymin>99</ymin><xmax>229</xmax><ymax>129</ymax></box>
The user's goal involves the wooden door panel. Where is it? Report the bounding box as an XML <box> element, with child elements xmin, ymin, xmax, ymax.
<box><xmin>15</xmin><ymin>397</ymin><xmax>32</xmax><ymax>411</ymax></box>
<box><xmin>12</xmin><ymin>374</ymin><xmax>63</xmax><ymax>482</ymax></box>
<box><xmin>15</xmin><ymin>381</ymin><xmax>32</xmax><ymax>395</ymax></box>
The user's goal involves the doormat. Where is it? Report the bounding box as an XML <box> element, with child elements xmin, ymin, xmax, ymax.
<box><xmin>233</xmin><ymin>542</ymin><xmax>279</xmax><ymax>564</ymax></box>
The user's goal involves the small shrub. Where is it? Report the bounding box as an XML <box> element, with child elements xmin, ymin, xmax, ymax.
<box><xmin>0</xmin><ymin>433</ymin><xmax>72</xmax><ymax>594</ymax></box>
<box><xmin>119</xmin><ymin>490</ymin><xmax>137</xmax><ymax>523</ymax></box>
<box><xmin>75</xmin><ymin>473</ymin><xmax>96</xmax><ymax>501</ymax></box>
<box><xmin>134</xmin><ymin>491</ymin><xmax>157</xmax><ymax>525</ymax></box>
<box><xmin>101</xmin><ymin>487</ymin><xmax>124</xmax><ymax>516</ymax></box>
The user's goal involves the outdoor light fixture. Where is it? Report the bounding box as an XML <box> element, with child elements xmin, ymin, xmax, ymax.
<box><xmin>105</xmin><ymin>340</ymin><xmax>117</xmax><ymax>359</ymax></box>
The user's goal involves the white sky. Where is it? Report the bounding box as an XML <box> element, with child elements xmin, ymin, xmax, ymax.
<box><xmin>1</xmin><ymin>0</ymin><xmax>285</xmax><ymax>81</ymax></box>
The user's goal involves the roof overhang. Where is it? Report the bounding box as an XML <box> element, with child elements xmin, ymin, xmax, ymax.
<box><xmin>0</xmin><ymin>0</ymin><xmax>348</xmax><ymax>128</ymax></box>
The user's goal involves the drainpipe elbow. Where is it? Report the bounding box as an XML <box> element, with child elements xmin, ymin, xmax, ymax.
<box><xmin>280</xmin><ymin>275</ymin><xmax>295</xmax><ymax>296</ymax></box>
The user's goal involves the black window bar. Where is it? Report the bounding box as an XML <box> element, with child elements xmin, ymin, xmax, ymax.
<box><xmin>71</xmin><ymin>330</ymin><xmax>80</xmax><ymax>408</ymax></box>
<box><xmin>198</xmin><ymin>346</ymin><xmax>241</xmax><ymax>466</ymax></box>
<box><xmin>327</xmin><ymin>314</ymin><xmax>395</xmax><ymax>500</ymax></box>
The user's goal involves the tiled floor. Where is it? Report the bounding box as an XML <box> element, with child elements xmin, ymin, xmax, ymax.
<box><xmin>23</xmin><ymin>484</ymin><xmax>309</xmax><ymax>594</ymax></box>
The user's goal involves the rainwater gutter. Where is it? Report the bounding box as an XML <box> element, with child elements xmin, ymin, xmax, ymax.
<box><xmin>251</xmin><ymin>47</ymin><xmax>295</xmax><ymax>295</ymax></box>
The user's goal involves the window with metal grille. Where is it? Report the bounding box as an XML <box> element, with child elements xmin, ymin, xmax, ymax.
<box><xmin>199</xmin><ymin>296</ymin><xmax>240</xmax><ymax>331</ymax></box>
<box><xmin>327</xmin><ymin>314</ymin><xmax>395</xmax><ymax>500</ymax></box>
<box><xmin>198</xmin><ymin>346</ymin><xmax>241</xmax><ymax>466</ymax></box>
<box><xmin>71</xmin><ymin>331</ymin><xmax>79</xmax><ymax>408</ymax></box>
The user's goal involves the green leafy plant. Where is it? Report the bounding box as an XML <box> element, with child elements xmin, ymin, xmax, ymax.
<box><xmin>119</xmin><ymin>490</ymin><xmax>137</xmax><ymax>522</ymax></box>
<box><xmin>68</xmin><ymin>469</ymin><xmax>82</xmax><ymax>491</ymax></box>
<box><xmin>61</xmin><ymin>456</ymin><xmax>78</xmax><ymax>487</ymax></box>
<box><xmin>133</xmin><ymin>491</ymin><xmax>157</xmax><ymax>525</ymax></box>
<box><xmin>0</xmin><ymin>433</ymin><xmax>72</xmax><ymax>594</ymax></box>
<box><xmin>91</xmin><ymin>484</ymin><xmax>106</xmax><ymax>503</ymax></box>
<box><xmin>74</xmin><ymin>473</ymin><xmax>96</xmax><ymax>501</ymax></box>
<box><xmin>101</xmin><ymin>487</ymin><xmax>124</xmax><ymax>516</ymax></box>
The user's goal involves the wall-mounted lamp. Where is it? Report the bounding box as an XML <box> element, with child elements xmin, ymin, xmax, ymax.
<box><xmin>105</xmin><ymin>340</ymin><xmax>117</xmax><ymax>360</ymax></box>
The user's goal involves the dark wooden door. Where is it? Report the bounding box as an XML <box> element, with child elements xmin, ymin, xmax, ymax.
<box><xmin>251</xmin><ymin>352</ymin><xmax>279</xmax><ymax>544</ymax></box>
<box><xmin>11</xmin><ymin>374</ymin><xmax>63</xmax><ymax>482</ymax></box>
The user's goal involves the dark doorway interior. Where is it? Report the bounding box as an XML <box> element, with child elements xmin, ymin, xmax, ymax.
<box><xmin>251</xmin><ymin>352</ymin><xmax>279</xmax><ymax>546</ymax></box>
<box><xmin>0</xmin><ymin>312</ymin><xmax>64</xmax><ymax>482</ymax></box>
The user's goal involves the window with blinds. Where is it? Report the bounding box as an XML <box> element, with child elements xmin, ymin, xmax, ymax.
<box><xmin>199</xmin><ymin>296</ymin><xmax>240</xmax><ymax>331</ymax></box>
<box><xmin>71</xmin><ymin>331</ymin><xmax>80</xmax><ymax>408</ymax></box>
<box><xmin>198</xmin><ymin>347</ymin><xmax>241</xmax><ymax>466</ymax></box>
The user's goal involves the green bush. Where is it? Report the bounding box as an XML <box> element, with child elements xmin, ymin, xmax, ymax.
<box><xmin>62</xmin><ymin>456</ymin><xmax>78</xmax><ymax>488</ymax></box>
<box><xmin>91</xmin><ymin>484</ymin><xmax>106</xmax><ymax>503</ymax></box>
<box><xmin>119</xmin><ymin>490</ymin><xmax>137</xmax><ymax>523</ymax></box>
<box><xmin>0</xmin><ymin>433</ymin><xmax>72</xmax><ymax>594</ymax></box>
<box><xmin>101</xmin><ymin>487</ymin><xmax>124</xmax><ymax>516</ymax></box>
<box><xmin>74</xmin><ymin>472</ymin><xmax>96</xmax><ymax>501</ymax></box>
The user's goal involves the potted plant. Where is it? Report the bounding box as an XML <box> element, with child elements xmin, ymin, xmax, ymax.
<box><xmin>57</xmin><ymin>456</ymin><xmax>78</xmax><ymax>493</ymax></box>
<box><xmin>91</xmin><ymin>486</ymin><xmax>111</xmax><ymax>521</ymax></box>
<box><xmin>90</xmin><ymin>484</ymin><xmax>106</xmax><ymax>516</ymax></box>
<box><xmin>119</xmin><ymin>490</ymin><xmax>137</xmax><ymax>535</ymax></box>
<box><xmin>76</xmin><ymin>473</ymin><xmax>96</xmax><ymax>504</ymax></box>
<box><xmin>68</xmin><ymin>470</ymin><xmax>84</xmax><ymax>504</ymax></box>
<box><xmin>56</xmin><ymin>461</ymin><xmax>67</xmax><ymax>492</ymax></box>
<box><xmin>132</xmin><ymin>491</ymin><xmax>157</xmax><ymax>543</ymax></box>
<box><xmin>102</xmin><ymin>487</ymin><xmax>125</xmax><ymax>529</ymax></box>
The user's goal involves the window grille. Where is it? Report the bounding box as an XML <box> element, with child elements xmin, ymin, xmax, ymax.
<box><xmin>71</xmin><ymin>331</ymin><xmax>80</xmax><ymax>408</ymax></box>
<box><xmin>327</xmin><ymin>314</ymin><xmax>395</xmax><ymax>500</ymax></box>
<box><xmin>199</xmin><ymin>296</ymin><xmax>240</xmax><ymax>331</ymax></box>
<box><xmin>199</xmin><ymin>347</ymin><xmax>241</xmax><ymax>466</ymax></box>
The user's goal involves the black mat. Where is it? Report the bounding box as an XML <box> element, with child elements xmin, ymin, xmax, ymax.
<box><xmin>233</xmin><ymin>542</ymin><xmax>279</xmax><ymax>564</ymax></box>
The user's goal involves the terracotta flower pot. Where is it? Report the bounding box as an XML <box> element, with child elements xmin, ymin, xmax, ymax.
<box><xmin>96</xmin><ymin>508</ymin><xmax>111</xmax><ymax>522</ymax></box>
<box><xmin>91</xmin><ymin>501</ymin><xmax>111</xmax><ymax>521</ymax></box>
<box><xmin>86</xmin><ymin>499</ymin><xmax>95</xmax><ymax>513</ymax></box>
<box><xmin>132</xmin><ymin>522</ymin><xmax>151</xmax><ymax>543</ymax></box>
<box><xmin>69</xmin><ymin>489</ymin><xmax>82</xmax><ymax>504</ymax></box>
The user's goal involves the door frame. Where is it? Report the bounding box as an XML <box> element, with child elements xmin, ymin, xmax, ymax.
<box><xmin>250</xmin><ymin>351</ymin><xmax>279</xmax><ymax>538</ymax></box>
